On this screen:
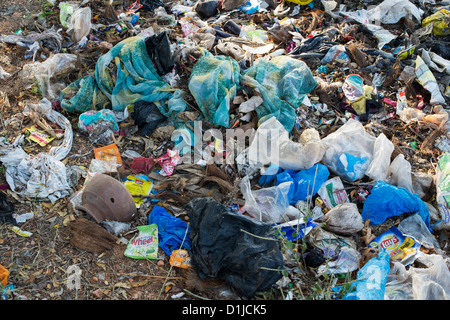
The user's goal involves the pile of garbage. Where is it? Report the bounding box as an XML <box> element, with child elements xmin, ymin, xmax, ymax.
<box><xmin>1</xmin><ymin>0</ymin><xmax>450</xmax><ymax>300</ymax></box>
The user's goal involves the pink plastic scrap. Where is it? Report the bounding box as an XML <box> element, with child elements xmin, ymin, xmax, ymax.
<box><xmin>157</xmin><ymin>149</ymin><xmax>181</xmax><ymax>176</ymax></box>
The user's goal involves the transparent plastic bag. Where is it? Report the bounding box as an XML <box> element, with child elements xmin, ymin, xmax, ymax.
<box><xmin>321</xmin><ymin>119</ymin><xmax>376</xmax><ymax>182</ymax></box>
<box><xmin>67</xmin><ymin>7</ymin><xmax>91</xmax><ymax>42</ymax></box>
<box><xmin>240</xmin><ymin>175</ymin><xmax>295</xmax><ymax>223</ymax></box>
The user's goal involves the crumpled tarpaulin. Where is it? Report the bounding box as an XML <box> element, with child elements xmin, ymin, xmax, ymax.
<box><xmin>0</xmin><ymin>99</ymin><xmax>73</xmax><ymax>203</ymax></box>
<box><xmin>241</xmin><ymin>55</ymin><xmax>317</xmax><ymax>132</ymax></box>
<box><xmin>95</xmin><ymin>35</ymin><xmax>187</xmax><ymax>115</ymax></box>
<box><xmin>61</xmin><ymin>35</ymin><xmax>187</xmax><ymax>118</ymax></box>
<box><xmin>188</xmin><ymin>50</ymin><xmax>241</xmax><ymax>127</ymax></box>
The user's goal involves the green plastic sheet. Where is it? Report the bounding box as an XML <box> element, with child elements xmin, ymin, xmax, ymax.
<box><xmin>241</xmin><ymin>56</ymin><xmax>317</xmax><ymax>132</ymax></box>
<box><xmin>188</xmin><ymin>51</ymin><xmax>241</xmax><ymax>127</ymax></box>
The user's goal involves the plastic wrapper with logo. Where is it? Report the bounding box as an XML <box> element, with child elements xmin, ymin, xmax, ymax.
<box><xmin>124</xmin><ymin>224</ymin><xmax>158</xmax><ymax>259</ymax></box>
<box><xmin>369</xmin><ymin>227</ymin><xmax>421</xmax><ymax>266</ymax></box>
<box><xmin>317</xmin><ymin>176</ymin><xmax>349</xmax><ymax>210</ymax></box>
<box><xmin>157</xmin><ymin>149</ymin><xmax>181</xmax><ymax>176</ymax></box>
<box><xmin>185</xmin><ymin>197</ymin><xmax>283</xmax><ymax>298</ymax></box>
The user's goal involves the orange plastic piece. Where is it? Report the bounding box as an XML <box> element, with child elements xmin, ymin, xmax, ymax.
<box><xmin>0</xmin><ymin>264</ymin><xmax>9</xmax><ymax>287</ymax></box>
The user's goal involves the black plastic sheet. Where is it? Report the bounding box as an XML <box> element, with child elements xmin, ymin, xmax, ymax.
<box><xmin>185</xmin><ymin>197</ymin><xmax>283</xmax><ymax>298</ymax></box>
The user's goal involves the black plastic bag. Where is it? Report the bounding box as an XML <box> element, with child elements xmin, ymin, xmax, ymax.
<box><xmin>194</xmin><ymin>0</ymin><xmax>219</xmax><ymax>20</ymax></box>
<box><xmin>185</xmin><ymin>197</ymin><xmax>283</xmax><ymax>298</ymax></box>
<box><xmin>140</xmin><ymin>0</ymin><xmax>166</xmax><ymax>12</ymax></box>
<box><xmin>0</xmin><ymin>191</ymin><xmax>16</xmax><ymax>225</ymax></box>
<box><xmin>131</xmin><ymin>100</ymin><xmax>167</xmax><ymax>137</ymax></box>
<box><xmin>145</xmin><ymin>32</ymin><xmax>174</xmax><ymax>76</ymax></box>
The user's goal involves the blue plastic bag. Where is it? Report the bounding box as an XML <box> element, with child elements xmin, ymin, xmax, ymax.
<box><xmin>361</xmin><ymin>181</ymin><xmax>432</xmax><ymax>232</ymax></box>
<box><xmin>342</xmin><ymin>249</ymin><xmax>390</xmax><ymax>300</ymax></box>
<box><xmin>147</xmin><ymin>205</ymin><xmax>191</xmax><ymax>256</ymax></box>
<box><xmin>258</xmin><ymin>164</ymin><xmax>283</xmax><ymax>186</ymax></box>
<box><xmin>288</xmin><ymin>164</ymin><xmax>329</xmax><ymax>203</ymax></box>
<box><xmin>270</xmin><ymin>164</ymin><xmax>329</xmax><ymax>204</ymax></box>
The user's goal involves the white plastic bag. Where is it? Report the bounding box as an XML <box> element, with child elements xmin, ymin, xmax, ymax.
<box><xmin>386</xmin><ymin>253</ymin><xmax>450</xmax><ymax>300</ymax></box>
<box><xmin>366</xmin><ymin>0</ymin><xmax>423</xmax><ymax>24</ymax></box>
<box><xmin>67</xmin><ymin>7</ymin><xmax>91</xmax><ymax>42</ymax></box>
<box><xmin>386</xmin><ymin>154</ymin><xmax>414</xmax><ymax>193</ymax></box>
<box><xmin>366</xmin><ymin>133</ymin><xmax>394</xmax><ymax>182</ymax></box>
<box><xmin>247</xmin><ymin>116</ymin><xmax>325</xmax><ymax>172</ymax></box>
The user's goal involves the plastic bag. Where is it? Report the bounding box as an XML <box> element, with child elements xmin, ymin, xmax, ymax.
<box><xmin>21</xmin><ymin>53</ymin><xmax>78</xmax><ymax>100</ymax></box>
<box><xmin>0</xmin><ymin>99</ymin><xmax>73</xmax><ymax>203</ymax></box>
<box><xmin>188</xmin><ymin>51</ymin><xmax>240</xmax><ymax>127</ymax></box>
<box><xmin>361</xmin><ymin>181</ymin><xmax>432</xmax><ymax>231</ymax></box>
<box><xmin>144</xmin><ymin>31</ymin><xmax>174</xmax><ymax>76</ymax></box>
<box><xmin>277</xmin><ymin>163</ymin><xmax>330</xmax><ymax>205</ymax></box>
<box><xmin>247</xmin><ymin>116</ymin><xmax>325</xmax><ymax>171</ymax></box>
<box><xmin>240</xmin><ymin>175</ymin><xmax>294</xmax><ymax>223</ymax></box>
<box><xmin>433</xmin><ymin>153</ymin><xmax>450</xmax><ymax>231</ymax></box>
<box><xmin>78</xmin><ymin>109</ymin><xmax>119</xmax><ymax>145</ymax></box>
<box><xmin>147</xmin><ymin>205</ymin><xmax>191</xmax><ymax>256</ymax></box>
<box><xmin>241</xmin><ymin>56</ymin><xmax>317</xmax><ymax>133</ymax></box>
<box><xmin>321</xmin><ymin>119</ymin><xmax>376</xmax><ymax>182</ymax></box>
<box><xmin>366</xmin><ymin>133</ymin><xmax>395</xmax><ymax>182</ymax></box>
<box><xmin>321</xmin><ymin>45</ymin><xmax>351</xmax><ymax>65</ymax></box>
<box><xmin>322</xmin><ymin>202</ymin><xmax>364</xmax><ymax>236</ymax></box>
<box><xmin>185</xmin><ymin>197</ymin><xmax>283</xmax><ymax>298</ymax></box>
<box><xmin>317</xmin><ymin>176</ymin><xmax>349</xmax><ymax>209</ymax></box>
<box><xmin>343</xmin><ymin>249</ymin><xmax>390</xmax><ymax>300</ymax></box>
<box><xmin>386</xmin><ymin>253</ymin><xmax>450</xmax><ymax>300</ymax></box>
<box><xmin>386</xmin><ymin>154</ymin><xmax>414</xmax><ymax>193</ymax></box>
<box><xmin>59</xmin><ymin>2</ymin><xmax>75</xmax><ymax>28</ymax></box>
<box><xmin>422</xmin><ymin>9</ymin><xmax>450</xmax><ymax>37</ymax></box>
<box><xmin>67</xmin><ymin>7</ymin><xmax>91</xmax><ymax>42</ymax></box>
<box><xmin>366</xmin><ymin>0</ymin><xmax>423</xmax><ymax>24</ymax></box>
<box><xmin>398</xmin><ymin>213</ymin><xmax>440</xmax><ymax>249</ymax></box>
<box><xmin>415</xmin><ymin>55</ymin><xmax>446</xmax><ymax>105</ymax></box>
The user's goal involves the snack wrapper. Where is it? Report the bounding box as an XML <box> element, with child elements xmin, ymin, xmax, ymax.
<box><xmin>369</xmin><ymin>226</ymin><xmax>420</xmax><ymax>265</ymax></box>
